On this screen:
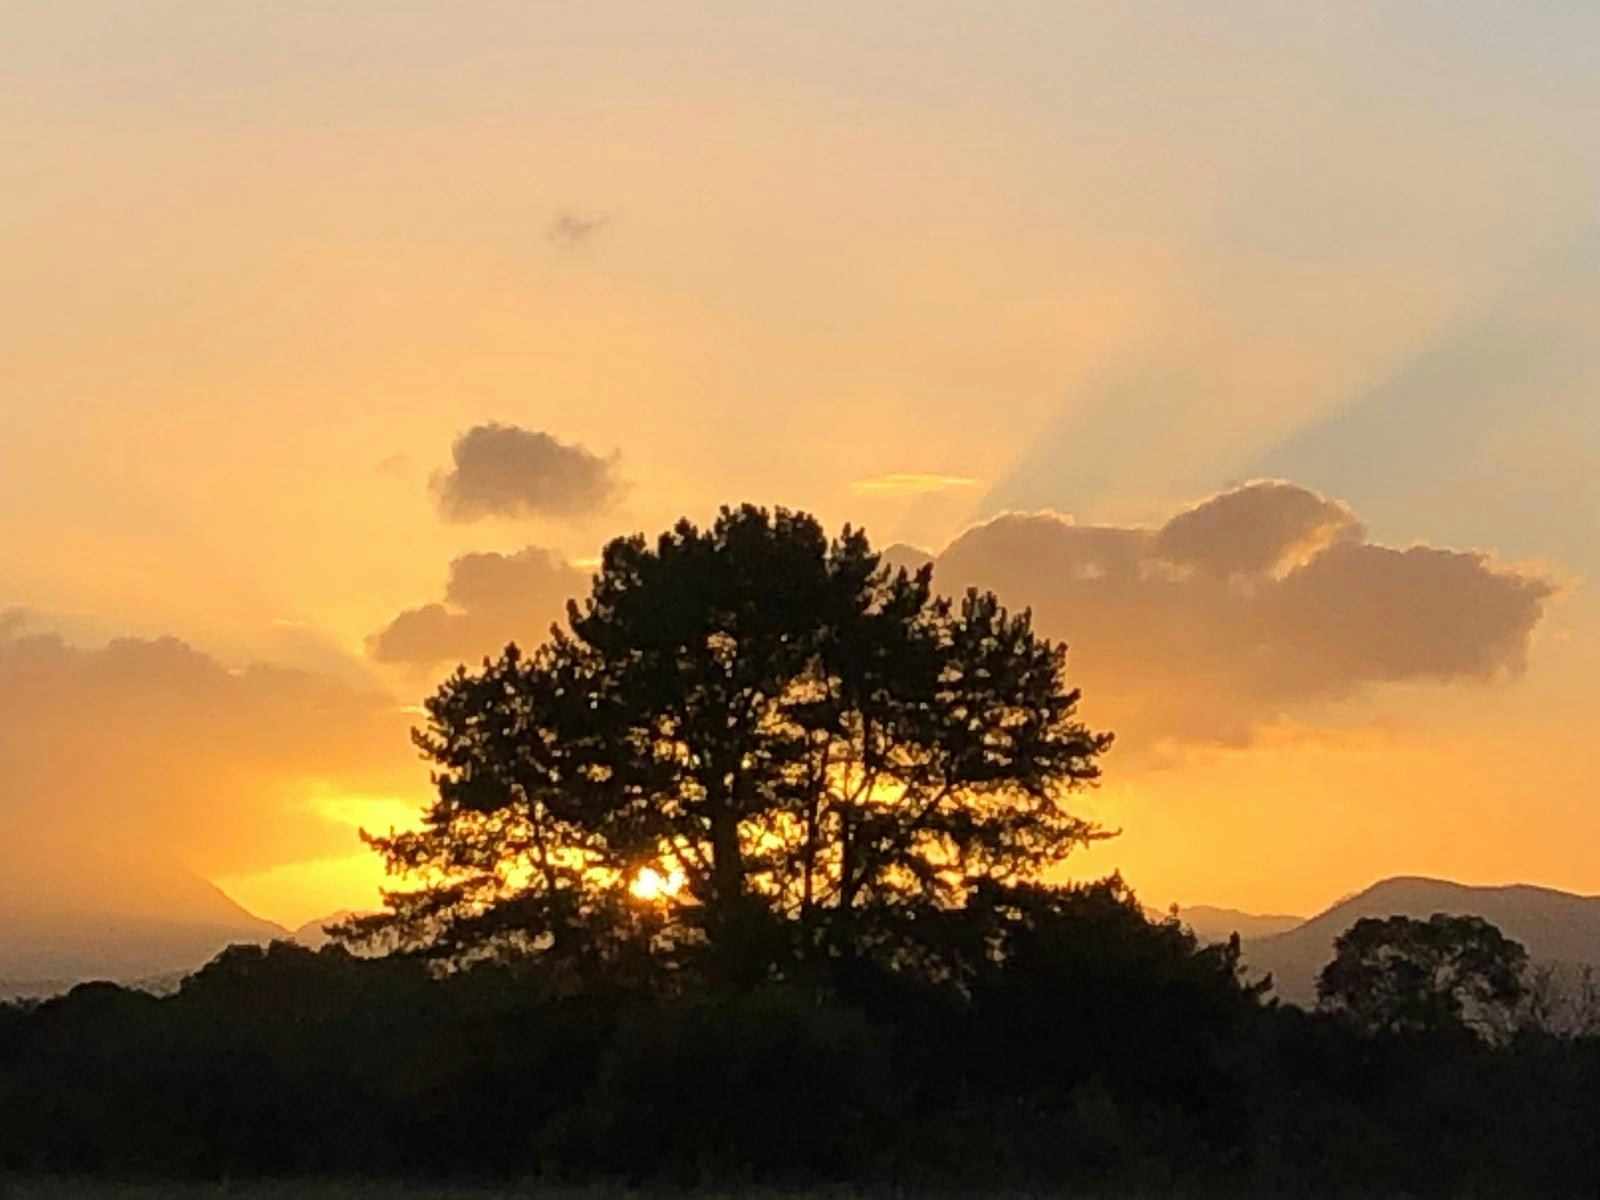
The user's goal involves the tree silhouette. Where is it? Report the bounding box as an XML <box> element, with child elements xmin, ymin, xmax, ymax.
<box><xmin>346</xmin><ymin>504</ymin><xmax>1111</xmax><ymax>983</ymax></box>
<box><xmin>1316</xmin><ymin>913</ymin><xmax>1528</xmax><ymax>1039</ymax></box>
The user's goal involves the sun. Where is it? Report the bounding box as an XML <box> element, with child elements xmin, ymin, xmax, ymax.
<box><xmin>629</xmin><ymin>865</ymin><xmax>686</xmax><ymax>903</ymax></box>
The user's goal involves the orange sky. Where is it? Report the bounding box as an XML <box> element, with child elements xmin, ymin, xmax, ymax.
<box><xmin>3</xmin><ymin>4</ymin><xmax>1598</xmax><ymax>929</ymax></box>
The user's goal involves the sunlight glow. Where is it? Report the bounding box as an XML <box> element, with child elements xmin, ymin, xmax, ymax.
<box><xmin>306</xmin><ymin>785</ymin><xmax>428</xmax><ymax>834</ymax></box>
<box><xmin>849</xmin><ymin>472</ymin><xmax>978</xmax><ymax>497</ymax></box>
<box><xmin>630</xmin><ymin>865</ymin><xmax>686</xmax><ymax>902</ymax></box>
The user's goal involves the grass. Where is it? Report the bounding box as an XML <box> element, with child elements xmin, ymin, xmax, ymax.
<box><xmin>0</xmin><ymin>1187</ymin><xmax>1161</xmax><ymax>1200</ymax></box>
<box><xmin>0</xmin><ymin>1186</ymin><xmax>682</xmax><ymax>1200</ymax></box>
<box><xmin>0</xmin><ymin>1186</ymin><xmax>647</xmax><ymax>1200</ymax></box>
<box><xmin>0</xmin><ymin>1185</ymin><xmax>1029</xmax><ymax>1200</ymax></box>
<box><xmin>0</xmin><ymin>1185</ymin><xmax>1195</xmax><ymax>1200</ymax></box>
<box><xmin>0</xmin><ymin>1185</ymin><xmax>640</xmax><ymax>1200</ymax></box>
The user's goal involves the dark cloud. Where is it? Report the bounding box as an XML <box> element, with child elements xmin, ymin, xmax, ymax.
<box><xmin>547</xmin><ymin>211</ymin><xmax>610</xmax><ymax>247</ymax></box>
<box><xmin>0</xmin><ymin>625</ymin><xmax>416</xmax><ymax>892</ymax></box>
<box><xmin>933</xmin><ymin>482</ymin><xmax>1556</xmax><ymax>747</ymax></box>
<box><xmin>430</xmin><ymin>423</ymin><xmax>622</xmax><ymax>523</ymax></box>
<box><xmin>368</xmin><ymin>546</ymin><xmax>591</xmax><ymax>669</ymax></box>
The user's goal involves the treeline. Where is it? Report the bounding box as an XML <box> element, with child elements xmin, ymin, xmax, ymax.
<box><xmin>3</xmin><ymin>879</ymin><xmax>1600</xmax><ymax>1196</ymax></box>
<box><xmin>7</xmin><ymin>506</ymin><xmax>1595</xmax><ymax>1195</ymax></box>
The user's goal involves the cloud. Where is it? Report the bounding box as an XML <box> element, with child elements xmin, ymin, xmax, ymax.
<box><xmin>0</xmin><ymin>607</ymin><xmax>27</xmax><ymax>639</ymax></box>
<box><xmin>430</xmin><ymin>423</ymin><xmax>622</xmax><ymax>523</ymax></box>
<box><xmin>0</xmin><ymin>624</ymin><xmax>418</xmax><ymax>900</ymax></box>
<box><xmin>368</xmin><ymin>546</ymin><xmax>591</xmax><ymax>669</ymax></box>
<box><xmin>547</xmin><ymin>211</ymin><xmax>610</xmax><ymax>247</ymax></box>
<box><xmin>374</xmin><ymin>452</ymin><xmax>414</xmax><ymax>479</ymax></box>
<box><xmin>850</xmin><ymin>472</ymin><xmax>978</xmax><ymax>497</ymax></box>
<box><xmin>931</xmin><ymin>482</ymin><xmax>1557</xmax><ymax>747</ymax></box>
<box><xmin>1153</xmin><ymin>481</ymin><xmax>1363</xmax><ymax>577</ymax></box>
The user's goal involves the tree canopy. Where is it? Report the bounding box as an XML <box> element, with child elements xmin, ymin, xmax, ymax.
<box><xmin>346</xmin><ymin>504</ymin><xmax>1112</xmax><ymax>983</ymax></box>
<box><xmin>1316</xmin><ymin>913</ymin><xmax>1528</xmax><ymax>1038</ymax></box>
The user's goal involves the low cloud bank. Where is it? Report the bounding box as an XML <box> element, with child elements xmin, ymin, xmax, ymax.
<box><xmin>930</xmin><ymin>482</ymin><xmax>1556</xmax><ymax>745</ymax></box>
<box><xmin>368</xmin><ymin>546</ymin><xmax>590</xmax><ymax>669</ymax></box>
<box><xmin>0</xmin><ymin>616</ymin><xmax>415</xmax><ymax>905</ymax></box>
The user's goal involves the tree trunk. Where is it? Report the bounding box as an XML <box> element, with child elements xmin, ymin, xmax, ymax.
<box><xmin>709</xmin><ymin>803</ymin><xmax>744</xmax><ymax>908</ymax></box>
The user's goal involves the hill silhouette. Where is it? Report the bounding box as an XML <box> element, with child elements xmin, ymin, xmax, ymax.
<box><xmin>290</xmin><ymin>910</ymin><xmax>367</xmax><ymax>949</ymax></box>
<box><xmin>12</xmin><ymin>869</ymin><xmax>1600</xmax><ymax>1007</ymax></box>
<box><xmin>0</xmin><ymin>856</ymin><xmax>284</xmax><ymax>998</ymax></box>
<box><xmin>1241</xmin><ymin>876</ymin><xmax>1600</xmax><ymax>1004</ymax></box>
<box><xmin>1173</xmin><ymin>904</ymin><xmax>1303</xmax><ymax>944</ymax></box>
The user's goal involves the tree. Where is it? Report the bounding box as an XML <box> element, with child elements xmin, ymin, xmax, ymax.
<box><xmin>347</xmin><ymin>504</ymin><xmax>1112</xmax><ymax>983</ymax></box>
<box><xmin>956</xmin><ymin>877</ymin><xmax>1269</xmax><ymax>1106</ymax></box>
<box><xmin>1521</xmin><ymin>963</ymin><xmax>1600</xmax><ymax>1039</ymax></box>
<box><xmin>1316</xmin><ymin>913</ymin><xmax>1528</xmax><ymax>1039</ymax></box>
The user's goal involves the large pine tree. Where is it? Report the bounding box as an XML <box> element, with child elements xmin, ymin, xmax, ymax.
<box><xmin>345</xmin><ymin>505</ymin><xmax>1112</xmax><ymax>984</ymax></box>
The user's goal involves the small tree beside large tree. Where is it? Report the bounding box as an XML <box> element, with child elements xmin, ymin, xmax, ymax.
<box><xmin>344</xmin><ymin>504</ymin><xmax>1112</xmax><ymax>985</ymax></box>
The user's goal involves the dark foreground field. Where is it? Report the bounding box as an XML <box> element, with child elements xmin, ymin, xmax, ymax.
<box><xmin>0</xmin><ymin>1188</ymin><xmax>1195</xmax><ymax>1200</ymax></box>
<box><xmin>0</xmin><ymin>1187</ymin><xmax>1317</xmax><ymax>1200</ymax></box>
<box><xmin>4</xmin><ymin>1186</ymin><xmax>806</xmax><ymax>1200</ymax></box>
<box><xmin>3</xmin><ymin>1188</ymin><xmax>766</xmax><ymax>1200</ymax></box>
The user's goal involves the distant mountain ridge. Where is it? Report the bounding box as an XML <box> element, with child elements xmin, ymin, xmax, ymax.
<box><xmin>291</xmin><ymin>910</ymin><xmax>365</xmax><ymax>949</ymax></box>
<box><xmin>0</xmin><ymin>862</ymin><xmax>287</xmax><ymax>1000</ymax></box>
<box><xmin>9</xmin><ymin>872</ymin><xmax>1600</xmax><ymax>1007</ymax></box>
<box><xmin>1170</xmin><ymin>904</ymin><xmax>1304</xmax><ymax>944</ymax></box>
<box><xmin>1235</xmin><ymin>876</ymin><xmax>1600</xmax><ymax>1005</ymax></box>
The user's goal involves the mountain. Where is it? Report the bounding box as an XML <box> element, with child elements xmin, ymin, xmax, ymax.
<box><xmin>291</xmin><ymin>910</ymin><xmax>364</xmax><ymax>949</ymax></box>
<box><xmin>1241</xmin><ymin>876</ymin><xmax>1600</xmax><ymax>1005</ymax></box>
<box><xmin>0</xmin><ymin>857</ymin><xmax>286</xmax><ymax>999</ymax></box>
<box><xmin>12</xmin><ymin>866</ymin><xmax>1600</xmax><ymax>1008</ymax></box>
<box><xmin>1174</xmin><ymin>905</ymin><xmax>1304</xmax><ymax>944</ymax></box>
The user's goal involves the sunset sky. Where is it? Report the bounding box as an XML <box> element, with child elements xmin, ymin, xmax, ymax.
<box><xmin>3</xmin><ymin>3</ymin><xmax>1598</xmax><ymax>929</ymax></box>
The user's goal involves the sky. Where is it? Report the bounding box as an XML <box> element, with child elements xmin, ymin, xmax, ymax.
<box><xmin>2</xmin><ymin>2</ymin><xmax>1598</xmax><ymax>929</ymax></box>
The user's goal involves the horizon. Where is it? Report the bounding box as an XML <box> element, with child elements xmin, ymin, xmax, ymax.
<box><xmin>220</xmin><ymin>871</ymin><xmax>1600</xmax><ymax>939</ymax></box>
<box><xmin>4</xmin><ymin>3</ymin><xmax>1599</xmax><ymax>934</ymax></box>
<box><xmin>213</xmin><ymin>873</ymin><xmax>1600</xmax><ymax>947</ymax></box>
